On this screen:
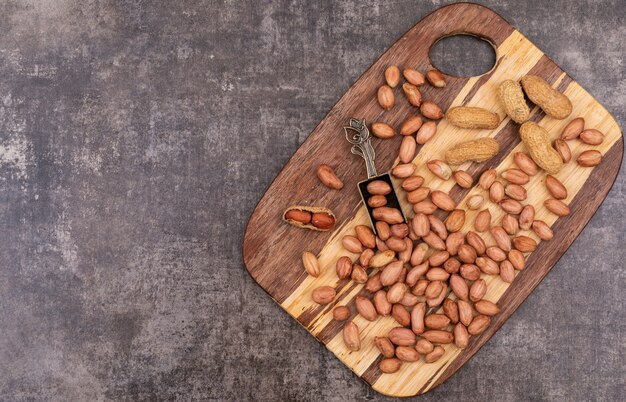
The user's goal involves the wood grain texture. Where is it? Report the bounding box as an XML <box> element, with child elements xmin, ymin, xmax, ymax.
<box><xmin>242</xmin><ymin>3</ymin><xmax>623</xmax><ymax>397</ymax></box>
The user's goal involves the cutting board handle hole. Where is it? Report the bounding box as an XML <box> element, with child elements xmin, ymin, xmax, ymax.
<box><xmin>429</xmin><ymin>34</ymin><xmax>496</xmax><ymax>78</ymax></box>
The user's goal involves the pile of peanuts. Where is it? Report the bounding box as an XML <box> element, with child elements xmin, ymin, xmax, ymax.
<box><xmin>365</xmin><ymin>180</ymin><xmax>408</xmax><ymax>250</ymax></box>
<box><xmin>312</xmin><ymin>156</ymin><xmax>567</xmax><ymax>372</ymax></box>
<box><xmin>318</xmin><ymin>168</ymin><xmax>524</xmax><ymax>371</ymax></box>
<box><xmin>301</xmin><ymin>65</ymin><xmax>606</xmax><ymax>374</ymax></box>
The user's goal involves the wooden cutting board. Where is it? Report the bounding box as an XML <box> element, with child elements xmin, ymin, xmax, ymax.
<box><xmin>242</xmin><ymin>3</ymin><xmax>623</xmax><ymax>397</ymax></box>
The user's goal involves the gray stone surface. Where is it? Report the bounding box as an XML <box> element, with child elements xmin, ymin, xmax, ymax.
<box><xmin>0</xmin><ymin>1</ymin><xmax>624</xmax><ymax>401</ymax></box>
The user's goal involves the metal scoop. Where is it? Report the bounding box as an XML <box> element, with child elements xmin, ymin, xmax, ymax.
<box><xmin>344</xmin><ymin>118</ymin><xmax>407</xmax><ymax>233</ymax></box>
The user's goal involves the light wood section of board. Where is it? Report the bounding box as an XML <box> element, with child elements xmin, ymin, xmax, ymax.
<box><xmin>279</xmin><ymin>30</ymin><xmax>622</xmax><ymax>397</ymax></box>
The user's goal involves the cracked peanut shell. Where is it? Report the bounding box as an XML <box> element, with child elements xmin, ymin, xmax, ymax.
<box><xmin>283</xmin><ymin>205</ymin><xmax>336</xmax><ymax>231</ymax></box>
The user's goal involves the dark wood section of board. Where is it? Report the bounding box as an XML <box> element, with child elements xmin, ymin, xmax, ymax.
<box><xmin>426</xmin><ymin>138</ymin><xmax>624</xmax><ymax>393</ymax></box>
<box><xmin>243</xmin><ymin>3</ymin><xmax>515</xmax><ymax>304</ymax></box>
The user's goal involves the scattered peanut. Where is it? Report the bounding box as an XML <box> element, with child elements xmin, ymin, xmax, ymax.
<box><xmin>468</xmin><ymin>315</ymin><xmax>490</xmax><ymax>335</ymax></box>
<box><xmin>316</xmin><ymin>164</ymin><xmax>344</xmax><ymax>190</ymax></box>
<box><xmin>466</xmin><ymin>195</ymin><xmax>484</xmax><ymax>210</ymax></box>
<box><xmin>519</xmin><ymin>205</ymin><xmax>535</xmax><ymax>230</ymax></box>
<box><xmin>561</xmin><ymin>117</ymin><xmax>584</xmax><ymax>140</ymax></box>
<box><xmin>379</xmin><ymin>358</ymin><xmax>402</xmax><ymax>373</ymax></box>
<box><xmin>544</xmin><ymin>199</ymin><xmax>570</xmax><ymax>216</ymax></box>
<box><xmin>489</xmin><ymin>181</ymin><xmax>505</xmax><ymax>203</ymax></box>
<box><xmin>505</xmin><ymin>183</ymin><xmax>527</xmax><ymax>201</ymax></box>
<box><xmin>403</xmin><ymin>83</ymin><xmax>422</xmax><ymax>107</ymax></box>
<box><xmin>426</xmin><ymin>69</ymin><xmax>446</xmax><ymax>87</ymax></box>
<box><xmin>513</xmin><ymin>236</ymin><xmax>537</xmax><ymax>252</ymax></box>
<box><xmin>302</xmin><ymin>251</ymin><xmax>320</xmax><ymax>277</ymax></box>
<box><xmin>479</xmin><ymin>169</ymin><xmax>497</xmax><ymax>190</ymax></box>
<box><xmin>342</xmin><ymin>235</ymin><xmax>363</xmax><ymax>253</ymax></box>
<box><xmin>371</xmin><ymin>122</ymin><xmax>396</xmax><ymax>139</ymax></box>
<box><xmin>343</xmin><ymin>321</ymin><xmax>360</xmax><ymax>351</ymax></box>
<box><xmin>400</xmin><ymin>116</ymin><xmax>423</xmax><ymax>135</ymax></box>
<box><xmin>545</xmin><ymin>175</ymin><xmax>568</xmax><ymax>200</ymax></box>
<box><xmin>399</xmin><ymin>136</ymin><xmax>417</xmax><ymax>163</ymax></box>
<box><xmin>502</xmin><ymin>168</ymin><xmax>529</xmax><ymax>185</ymax></box>
<box><xmin>474</xmin><ymin>209</ymin><xmax>492</xmax><ymax>232</ymax></box>
<box><xmin>312</xmin><ymin>286</ymin><xmax>336</xmax><ymax>304</ymax></box>
<box><xmin>401</xmin><ymin>175</ymin><xmax>424</xmax><ymax>191</ymax></box>
<box><xmin>377</xmin><ymin>85</ymin><xmax>395</xmax><ymax>110</ymax></box>
<box><xmin>425</xmin><ymin>346</ymin><xmax>445</xmax><ymax>363</ymax></box>
<box><xmin>577</xmin><ymin>150</ymin><xmax>602</xmax><ymax>167</ymax></box>
<box><xmin>453</xmin><ymin>170</ymin><xmax>474</xmax><ymax>188</ymax></box>
<box><xmin>431</xmin><ymin>190</ymin><xmax>456</xmax><ymax>211</ymax></box>
<box><xmin>499</xmin><ymin>199</ymin><xmax>523</xmax><ymax>214</ymax></box>
<box><xmin>553</xmin><ymin>139</ymin><xmax>571</xmax><ymax>163</ymax></box>
<box><xmin>532</xmin><ymin>220</ymin><xmax>554</xmax><ymax>240</ymax></box>
<box><xmin>416</xmin><ymin>121</ymin><xmax>437</xmax><ymax>144</ymax></box>
<box><xmin>427</xmin><ymin>160</ymin><xmax>452</xmax><ymax>180</ymax></box>
<box><xmin>355</xmin><ymin>296</ymin><xmax>378</xmax><ymax>321</ymax></box>
<box><xmin>580</xmin><ymin>129</ymin><xmax>604</xmax><ymax>145</ymax></box>
<box><xmin>384</xmin><ymin>65</ymin><xmax>400</xmax><ymax>88</ymax></box>
<box><xmin>513</xmin><ymin>152</ymin><xmax>539</xmax><ymax>176</ymax></box>
<box><xmin>420</xmin><ymin>101</ymin><xmax>444</xmax><ymax>120</ymax></box>
<box><xmin>375</xmin><ymin>336</ymin><xmax>395</xmax><ymax>358</ymax></box>
<box><xmin>403</xmin><ymin>68</ymin><xmax>425</xmax><ymax>86</ymax></box>
<box><xmin>336</xmin><ymin>256</ymin><xmax>353</xmax><ymax>279</ymax></box>
<box><xmin>333</xmin><ymin>306</ymin><xmax>350</xmax><ymax>321</ymax></box>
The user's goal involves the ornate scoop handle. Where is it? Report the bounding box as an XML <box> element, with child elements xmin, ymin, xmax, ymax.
<box><xmin>344</xmin><ymin>118</ymin><xmax>377</xmax><ymax>178</ymax></box>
